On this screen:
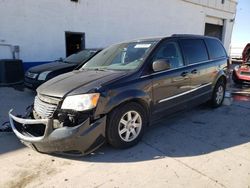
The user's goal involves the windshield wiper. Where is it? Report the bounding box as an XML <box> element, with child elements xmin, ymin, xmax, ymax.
<box><xmin>93</xmin><ymin>68</ymin><xmax>106</xmax><ymax>71</ymax></box>
<box><xmin>80</xmin><ymin>67</ymin><xmax>110</xmax><ymax>71</ymax></box>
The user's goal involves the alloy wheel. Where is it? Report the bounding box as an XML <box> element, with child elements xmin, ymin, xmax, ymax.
<box><xmin>216</xmin><ymin>85</ymin><xmax>224</xmax><ymax>104</ymax></box>
<box><xmin>118</xmin><ymin>110</ymin><xmax>142</xmax><ymax>142</ymax></box>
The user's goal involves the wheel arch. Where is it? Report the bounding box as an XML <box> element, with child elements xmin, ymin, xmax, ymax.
<box><xmin>113</xmin><ymin>98</ymin><xmax>151</xmax><ymax>118</ymax></box>
<box><xmin>103</xmin><ymin>90</ymin><xmax>152</xmax><ymax>125</ymax></box>
<box><xmin>213</xmin><ymin>71</ymin><xmax>227</xmax><ymax>88</ymax></box>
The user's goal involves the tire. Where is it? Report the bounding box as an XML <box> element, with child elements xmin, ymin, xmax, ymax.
<box><xmin>106</xmin><ymin>102</ymin><xmax>147</xmax><ymax>149</ymax></box>
<box><xmin>211</xmin><ymin>78</ymin><xmax>226</xmax><ymax>108</ymax></box>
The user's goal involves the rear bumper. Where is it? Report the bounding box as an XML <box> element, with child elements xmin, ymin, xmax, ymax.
<box><xmin>9</xmin><ymin>110</ymin><xmax>106</xmax><ymax>155</ymax></box>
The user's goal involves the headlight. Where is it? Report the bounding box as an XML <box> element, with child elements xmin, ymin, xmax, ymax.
<box><xmin>26</xmin><ymin>72</ymin><xmax>38</xmax><ymax>79</ymax></box>
<box><xmin>61</xmin><ymin>93</ymin><xmax>100</xmax><ymax>111</ymax></box>
<box><xmin>38</xmin><ymin>71</ymin><xmax>51</xmax><ymax>80</ymax></box>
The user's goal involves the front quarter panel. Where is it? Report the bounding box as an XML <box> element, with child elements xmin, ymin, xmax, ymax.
<box><xmin>95</xmin><ymin>76</ymin><xmax>153</xmax><ymax>117</ymax></box>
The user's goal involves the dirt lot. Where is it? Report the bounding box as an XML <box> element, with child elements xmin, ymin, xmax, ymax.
<box><xmin>0</xmin><ymin>86</ymin><xmax>250</xmax><ymax>188</ymax></box>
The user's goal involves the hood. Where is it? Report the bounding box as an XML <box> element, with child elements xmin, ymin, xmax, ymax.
<box><xmin>37</xmin><ymin>70</ymin><xmax>127</xmax><ymax>98</ymax></box>
<box><xmin>28</xmin><ymin>61</ymin><xmax>76</xmax><ymax>73</ymax></box>
<box><xmin>242</xmin><ymin>43</ymin><xmax>250</xmax><ymax>63</ymax></box>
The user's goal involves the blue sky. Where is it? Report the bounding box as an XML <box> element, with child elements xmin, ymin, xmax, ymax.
<box><xmin>231</xmin><ymin>0</ymin><xmax>250</xmax><ymax>46</ymax></box>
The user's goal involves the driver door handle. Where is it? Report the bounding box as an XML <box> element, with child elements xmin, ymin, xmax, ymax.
<box><xmin>181</xmin><ymin>71</ymin><xmax>189</xmax><ymax>77</ymax></box>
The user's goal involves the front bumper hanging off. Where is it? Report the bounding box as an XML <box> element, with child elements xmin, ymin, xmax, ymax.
<box><xmin>9</xmin><ymin>110</ymin><xmax>106</xmax><ymax>156</ymax></box>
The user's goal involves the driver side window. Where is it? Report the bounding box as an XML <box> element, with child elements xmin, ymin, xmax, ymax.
<box><xmin>153</xmin><ymin>41</ymin><xmax>184</xmax><ymax>70</ymax></box>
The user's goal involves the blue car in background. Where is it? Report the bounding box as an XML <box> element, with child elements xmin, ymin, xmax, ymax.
<box><xmin>24</xmin><ymin>49</ymin><xmax>101</xmax><ymax>89</ymax></box>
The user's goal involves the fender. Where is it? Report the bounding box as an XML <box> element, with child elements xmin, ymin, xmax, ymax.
<box><xmin>212</xmin><ymin>69</ymin><xmax>227</xmax><ymax>88</ymax></box>
<box><xmin>97</xmin><ymin>89</ymin><xmax>152</xmax><ymax>116</ymax></box>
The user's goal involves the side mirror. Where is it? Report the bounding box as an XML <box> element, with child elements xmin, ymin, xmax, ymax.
<box><xmin>152</xmin><ymin>59</ymin><xmax>171</xmax><ymax>72</ymax></box>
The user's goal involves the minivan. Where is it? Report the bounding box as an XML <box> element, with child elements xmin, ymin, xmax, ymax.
<box><xmin>9</xmin><ymin>35</ymin><xmax>228</xmax><ymax>155</ymax></box>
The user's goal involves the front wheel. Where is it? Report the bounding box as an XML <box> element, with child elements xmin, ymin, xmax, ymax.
<box><xmin>106</xmin><ymin>102</ymin><xmax>147</xmax><ymax>149</ymax></box>
<box><xmin>211</xmin><ymin>79</ymin><xmax>226</xmax><ymax>108</ymax></box>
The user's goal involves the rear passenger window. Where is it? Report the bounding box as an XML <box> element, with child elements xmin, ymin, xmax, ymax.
<box><xmin>205</xmin><ymin>38</ymin><xmax>227</xmax><ymax>59</ymax></box>
<box><xmin>180</xmin><ymin>39</ymin><xmax>209</xmax><ymax>64</ymax></box>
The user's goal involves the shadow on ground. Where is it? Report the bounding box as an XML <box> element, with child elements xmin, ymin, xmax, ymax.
<box><xmin>0</xmin><ymin>85</ymin><xmax>34</xmax><ymax>155</ymax></box>
<box><xmin>53</xmin><ymin>103</ymin><xmax>250</xmax><ymax>163</ymax></box>
<box><xmin>0</xmin><ymin>133</ymin><xmax>24</xmax><ymax>154</ymax></box>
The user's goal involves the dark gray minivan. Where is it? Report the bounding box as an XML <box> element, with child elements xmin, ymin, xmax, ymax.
<box><xmin>9</xmin><ymin>35</ymin><xmax>228</xmax><ymax>155</ymax></box>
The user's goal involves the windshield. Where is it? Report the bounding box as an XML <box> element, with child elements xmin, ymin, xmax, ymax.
<box><xmin>64</xmin><ymin>50</ymin><xmax>97</xmax><ymax>64</ymax></box>
<box><xmin>81</xmin><ymin>41</ymin><xmax>156</xmax><ymax>71</ymax></box>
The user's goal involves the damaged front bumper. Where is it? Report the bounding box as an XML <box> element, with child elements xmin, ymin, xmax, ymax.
<box><xmin>9</xmin><ymin>110</ymin><xmax>106</xmax><ymax>156</ymax></box>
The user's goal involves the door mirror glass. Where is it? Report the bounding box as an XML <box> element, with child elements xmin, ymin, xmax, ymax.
<box><xmin>152</xmin><ymin>59</ymin><xmax>171</xmax><ymax>72</ymax></box>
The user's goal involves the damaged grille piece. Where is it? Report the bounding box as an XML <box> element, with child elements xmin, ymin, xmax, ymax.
<box><xmin>34</xmin><ymin>96</ymin><xmax>58</xmax><ymax>119</ymax></box>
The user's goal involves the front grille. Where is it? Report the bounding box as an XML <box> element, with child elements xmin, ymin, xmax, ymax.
<box><xmin>34</xmin><ymin>96</ymin><xmax>58</xmax><ymax>119</ymax></box>
<box><xmin>240</xmin><ymin>71</ymin><xmax>250</xmax><ymax>76</ymax></box>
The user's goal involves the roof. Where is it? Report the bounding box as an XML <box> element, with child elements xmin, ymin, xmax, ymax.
<box><xmin>125</xmin><ymin>34</ymin><xmax>219</xmax><ymax>43</ymax></box>
<box><xmin>171</xmin><ymin>34</ymin><xmax>221</xmax><ymax>40</ymax></box>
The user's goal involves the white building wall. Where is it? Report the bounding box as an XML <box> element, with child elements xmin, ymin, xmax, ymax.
<box><xmin>0</xmin><ymin>0</ymin><xmax>237</xmax><ymax>62</ymax></box>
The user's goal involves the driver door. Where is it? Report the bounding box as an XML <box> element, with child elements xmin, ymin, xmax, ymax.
<box><xmin>150</xmin><ymin>39</ymin><xmax>191</xmax><ymax>114</ymax></box>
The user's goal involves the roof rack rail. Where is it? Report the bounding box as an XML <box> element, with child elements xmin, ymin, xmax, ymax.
<box><xmin>171</xmin><ymin>34</ymin><xmax>205</xmax><ymax>38</ymax></box>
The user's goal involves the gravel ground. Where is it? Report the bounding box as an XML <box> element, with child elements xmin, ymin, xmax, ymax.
<box><xmin>0</xmin><ymin>86</ymin><xmax>250</xmax><ymax>188</ymax></box>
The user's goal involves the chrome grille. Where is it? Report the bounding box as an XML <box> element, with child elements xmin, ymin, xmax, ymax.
<box><xmin>34</xmin><ymin>96</ymin><xmax>58</xmax><ymax>119</ymax></box>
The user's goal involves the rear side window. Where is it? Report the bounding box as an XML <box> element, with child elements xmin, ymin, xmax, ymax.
<box><xmin>205</xmin><ymin>38</ymin><xmax>227</xmax><ymax>59</ymax></box>
<box><xmin>180</xmin><ymin>39</ymin><xmax>209</xmax><ymax>64</ymax></box>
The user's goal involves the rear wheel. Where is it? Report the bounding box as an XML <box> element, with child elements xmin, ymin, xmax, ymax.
<box><xmin>211</xmin><ymin>78</ymin><xmax>226</xmax><ymax>108</ymax></box>
<box><xmin>106</xmin><ymin>102</ymin><xmax>147</xmax><ymax>149</ymax></box>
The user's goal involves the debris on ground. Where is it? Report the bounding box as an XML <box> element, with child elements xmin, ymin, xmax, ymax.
<box><xmin>0</xmin><ymin>121</ymin><xmax>12</xmax><ymax>132</ymax></box>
